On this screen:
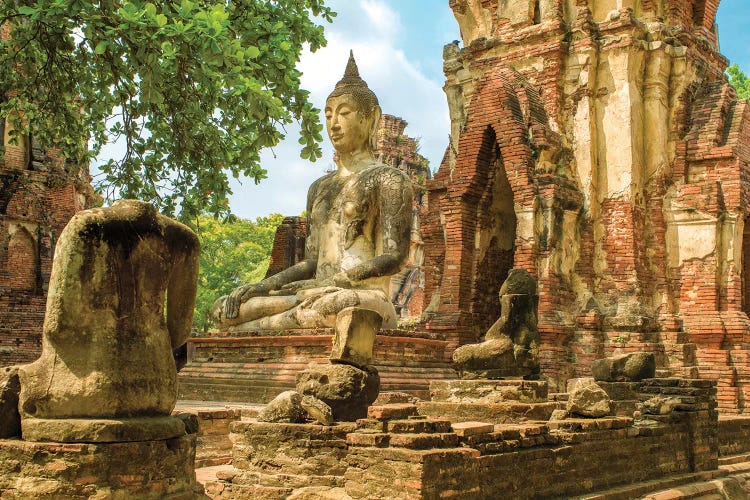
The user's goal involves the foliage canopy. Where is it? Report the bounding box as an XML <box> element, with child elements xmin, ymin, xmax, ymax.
<box><xmin>0</xmin><ymin>0</ymin><xmax>334</xmax><ymax>218</ymax></box>
<box><xmin>191</xmin><ymin>213</ymin><xmax>284</xmax><ymax>333</ymax></box>
<box><xmin>728</xmin><ymin>64</ymin><xmax>750</xmax><ymax>101</ymax></box>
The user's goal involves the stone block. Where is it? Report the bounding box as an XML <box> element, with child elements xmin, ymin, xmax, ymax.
<box><xmin>258</xmin><ymin>390</ymin><xmax>306</xmax><ymax>423</ymax></box>
<box><xmin>592</xmin><ymin>352</ymin><xmax>656</xmax><ymax>382</ymax></box>
<box><xmin>331</xmin><ymin>307</ymin><xmax>382</xmax><ymax>368</ymax></box>
<box><xmin>451</xmin><ymin>421</ymin><xmax>495</xmax><ymax>437</ymax></box>
<box><xmin>297</xmin><ymin>364</ymin><xmax>380</xmax><ymax>422</ymax></box>
<box><xmin>430</xmin><ymin>379</ymin><xmax>548</xmax><ymax>404</ymax></box>
<box><xmin>567</xmin><ymin>378</ymin><xmax>612</xmax><ymax>418</ymax></box>
<box><xmin>367</xmin><ymin>404</ymin><xmax>418</xmax><ymax>421</ymax></box>
<box><xmin>417</xmin><ymin>401</ymin><xmax>560</xmax><ymax>424</ymax></box>
<box><xmin>0</xmin><ymin>366</ymin><xmax>21</xmax><ymax>438</ymax></box>
<box><xmin>301</xmin><ymin>395</ymin><xmax>334</xmax><ymax>425</ymax></box>
<box><xmin>21</xmin><ymin>415</ymin><xmax>187</xmax><ymax>443</ymax></box>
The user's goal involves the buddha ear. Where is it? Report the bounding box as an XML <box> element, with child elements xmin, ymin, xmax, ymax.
<box><xmin>369</xmin><ymin>105</ymin><xmax>382</xmax><ymax>151</ymax></box>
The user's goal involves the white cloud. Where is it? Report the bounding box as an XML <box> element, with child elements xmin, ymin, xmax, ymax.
<box><xmin>360</xmin><ymin>0</ymin><xmax>401</xmax><ymax>39</ymax></box>
<box><xmin>230</xmin><ymin>0</ymin><xmax>451</xmax><ymax>220</ymax></box>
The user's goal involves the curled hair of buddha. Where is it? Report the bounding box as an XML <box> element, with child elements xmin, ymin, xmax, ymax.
<box><xmin>327</xmin><ymin>50</ymin><xmax>379</xmax><ymax>117</ymax></box>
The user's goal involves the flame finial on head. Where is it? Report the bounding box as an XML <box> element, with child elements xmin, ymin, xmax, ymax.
<box><xmin>327</xmin><ymin>50</ymin><xmax>379</xmax><ymax>116</ymax></box>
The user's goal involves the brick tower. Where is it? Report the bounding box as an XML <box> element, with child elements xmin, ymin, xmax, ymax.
<box><xmin>422</xmin><ymin>0</ymin><xmax>750</xmax><ymax>412</ymax></box>
<box><xmin>0</xmin><ymin>116</ymin><xmax>96</xmax><ymax>366</ymax></box>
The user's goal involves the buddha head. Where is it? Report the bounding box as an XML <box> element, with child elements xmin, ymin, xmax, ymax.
<box><xmin>325</xmin><ymin>51</ymin><xmax>382</xmax><ymax>155</ymax></box>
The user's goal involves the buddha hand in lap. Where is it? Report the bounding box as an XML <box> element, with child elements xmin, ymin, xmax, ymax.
<box><xmin>212</xmin><ymin>52</ymin><xmax>413</xmax><ymax>332</ymax></box>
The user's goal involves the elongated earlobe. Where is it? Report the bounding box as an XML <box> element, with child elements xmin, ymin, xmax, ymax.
<box><xmin>369</xmin><ymin>106</ymin><xmax>382</xmax><ymax>151</ymax></box>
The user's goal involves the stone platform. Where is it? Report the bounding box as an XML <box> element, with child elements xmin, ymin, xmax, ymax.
<box><xmin>0</xmin><ymin>434</ymin><xmax>198</xmax><ymax>498</ymax></box>
<box><xmin>178</xmin><ymin>328</ymin><xmax>456</xmax><ymax>402</ymax></box>
<box><xmin>200</xmin><ymin>378</ymin><xmax>731</xmax><ymax>498</ymax></box>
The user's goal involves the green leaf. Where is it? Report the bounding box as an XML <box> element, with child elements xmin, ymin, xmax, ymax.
<box><xmin>18</xmin><ymin>6</ymin><xmax>37</xmax><ymax>15</ymax></box>
<box><xmin>156</xmin><ymin>14</ymin><xmax>168</xmax><ymax>27</ymax></box>
<box><xmin>246</xmin><ymin>46</ymin><xmax>260</xmax><ymax>59</ymax></box>
<box><xmin>94</xmin><ymin>41</ymin><xmax>108</xmax><ymax>54</ymax></box>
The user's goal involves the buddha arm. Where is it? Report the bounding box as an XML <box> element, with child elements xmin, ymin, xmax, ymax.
<box><xmin>343</xmin><ymin>169</ymin><xmax>414</xmax><ymax>282</ymax></box>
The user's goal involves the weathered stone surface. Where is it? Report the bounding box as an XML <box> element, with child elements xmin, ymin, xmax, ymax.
<box><xmin>230</xmin><ymin>421</ymin><xmax>355</xmax><ymax>484</ymax></box>
<box><xmin>642</xmin><ymin>396</ymin><xmax>682</xmax><ymax>415</ymax></box>
<box><xmin>451</xmin><ymin>421</ymin><xmax>494</xmax><ymax>437</ymax></box>
<box><xmin>430</xmin><ymin>379</ymin><xmax>548</xmax><ymax>404</ymax></box>
<box><xmin>297</xmin><ymin>363</ymin><xmax>379</xmax><ymax>421</ymax></box>
<box><xmin>301</xmin><ymin>395</ymin><xmax>334</xmax><ymax>425</ymax></box>
<box><xmin>173</xmin><ymin>411</ymin><xmax>200</xmax><ymax>435</ymax></box>
<box><xmin>288</xmin><ymin>486</ymin><xmax>353</xmax><ymax>500</ymax></box>
<box><xmin>330</xmin><ymin>307</ymin><xmax>381</xmax><ymax>368</ymax></box>
<box><xmin>567</xmin><ymin>378</ymin><xmax>612</xmax><ymax>418</ymax></box>
<box><xmin>374</xmin><ymin>391</ymin><xmax>420</xmax><ymax>405</ymax></box>
<box><xmin>21</xmin><ymin>416</ymin><xmax>187</xmax><ymax>443</ymax></box>
<box><xmin>592</xmin><ymin>352</ymin><xmax>656</xmax><ymax>382</ymax></box>
<box><xmin>214</xmin><ymin>52</ymin><xmax>412</xmax><ymax>333</ymax></box>
<box><xmin>417</xmin><ymin>401</ymin><xmax>559</xmax><ymax>424</ymax></box>
<box><xmin>367</xmin><ymin>404</ymin><xmax>418</xmax><ymax>421</ymax></box>
<box><xmin>0</xmin><ymin>366</ymin><xmax>21</xmax><ymax>438</ymax></box>
<box><xmin>18</xmin><ymin>199</ymin><xmax>199</xmax><ymax>420</ymax></box>
<box><xmin>549</xmin><ymin>409</ymin><xmax>569</xmax><ymax>421</ymax></box>
<box><xmin>451</xmin><ymin>269</ymin><xmax>540</xmax><ymax>379</ymax></box>
<box><xmin>258</xmin><ymin>390</ymin><xmax>306</xmax><ymax>423</ymax></box>
<box><xmin>0</xmin><ymin>434</ymin><xmax>197</xmax><ymax>498</ymax></box>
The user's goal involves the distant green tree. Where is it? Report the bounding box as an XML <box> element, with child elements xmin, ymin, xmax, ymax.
<box><xmin>728</xmin><ymin>63</ymin><xmax>750</xmax><ymax>100</ymax></box>
<box><xmin>191</xmin><ymin>213</ymin><xmax>284</xmax><ymax>333</ymax></box>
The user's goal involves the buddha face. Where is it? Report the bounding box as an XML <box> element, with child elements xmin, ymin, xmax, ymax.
<box><xmin>325</xmin><ymin>94</ymin><xmax>374</xmax><ymax>155</ymax></box>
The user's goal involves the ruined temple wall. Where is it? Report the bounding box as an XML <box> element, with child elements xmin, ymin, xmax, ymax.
<box><xmin>425</xmin><ymin>0</ymin><xmax>750</xmax><ymax>407</ymax></box>
<box><xmin>0</xmin><ymin>139</ymin><xmax>94</xmax><ymax>366</ymax></box>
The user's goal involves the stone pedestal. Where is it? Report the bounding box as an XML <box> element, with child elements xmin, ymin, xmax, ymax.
<box><xmin>0</xmin><ymin>434</ymin><xmax>198</xmax><ymax>498</ymax></box>
<box><xmin>21</xmin><ymin>415</ymin><xmax>186</xmax><ymax>443</ymax></box>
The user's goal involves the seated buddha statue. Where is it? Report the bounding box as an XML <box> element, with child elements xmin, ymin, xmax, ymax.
<box><xmin>213</xmin><ymin>51</ymin><xmax>413</xmax><ymax>332</ymax></box>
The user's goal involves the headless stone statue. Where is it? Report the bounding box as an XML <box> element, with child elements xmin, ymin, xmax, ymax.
<box><xmin>18</xmin><ymin>200</ymin><xmax>199</xmax><ymax>434</ymax></box>
<box><xmin>452</xmin><ymin>268</ymin><xmax>540</xmax><ymax>379</ymax></box>
<box><xmin>213</xmin><ymin>52</ymin><xmax>413</xmax><ymax>342</ymax></box>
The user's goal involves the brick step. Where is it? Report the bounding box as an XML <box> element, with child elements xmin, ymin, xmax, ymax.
<box><xmin>178</xmin><ymin>359</ymin><xmax>456</xmax><ymax>403</ymax></box>
<box><xmin>570</xmin><ymin>470</ymin><xmax>727</xmax><ymax>500</ymax></box>
<box><xmin>718</xmin><ymin>453</ymin><xmax>750</xmax><ymax>466</ymax></box>
<box><xmin>347</xmin><ymin>432</ymin><xmax>460</xmax><ymax>450</ymax></box>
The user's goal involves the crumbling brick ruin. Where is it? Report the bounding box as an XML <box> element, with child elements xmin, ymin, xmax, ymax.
<box><xmin>422</xmin><ymin>0</ymin><xmax>750</xmax><ymax>412</ymax></box>
<box><xmin>0</xmin><ymin>113</ymin><xmax>95</xmax><ymax>366</ymax></box>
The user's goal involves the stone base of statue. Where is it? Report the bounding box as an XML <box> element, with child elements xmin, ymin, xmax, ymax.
<box><xmin>0</xmin><ymin>433</ymin><xmax>198</xmax><ymax>498</ymax></box>
<box><xmin>21</xmin><ymin>415</ymin><xmax>188</xmax><ymax>443</ymax></box>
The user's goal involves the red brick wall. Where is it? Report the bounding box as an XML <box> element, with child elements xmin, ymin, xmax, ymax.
<box><xmin>0</xmin><ymin>138</ymin><xmax>93</xmax><ymax>367</ymax></box>
<box><xmin>419</xmin><ymin>0</ymin><xmax>750</xmax><ymax>412</ymax></box>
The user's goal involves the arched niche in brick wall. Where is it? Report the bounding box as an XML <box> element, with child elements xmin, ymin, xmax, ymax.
<box><xmin>469</xmin><ymin>126</ymin><xmax>517</xmax><ymax>333</ymax></box>
<box><xmin>425</xmin><ymin>62</ymin><xmax>556</xmax><ymax>333</ymax></box>
<box><xmin>6</xmin><ymin>225</ymin><xmax>38</xmax><ymax>292</ymax></box>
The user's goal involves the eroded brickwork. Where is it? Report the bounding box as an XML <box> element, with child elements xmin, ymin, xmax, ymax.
<box><xmin>0</xmin><ymin>129</ymin><xmax>95</xmax><ymax>366</ymax></box>
<box><xmin>422</xmin><ymin>0</ymin><xmax>750</xmax><ymax>412</ymax></box>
